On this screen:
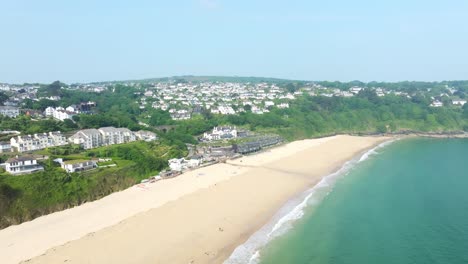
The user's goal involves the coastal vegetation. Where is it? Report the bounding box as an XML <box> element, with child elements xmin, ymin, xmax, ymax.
<box><xmin>0</xmin><ymin>141</ymin><xmax>186</xmax><ymax>229</ymax></box>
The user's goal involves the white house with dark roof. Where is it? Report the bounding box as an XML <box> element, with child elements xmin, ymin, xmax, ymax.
<box><xmin>5</xmin><ymin>156</ymin><xmax>44</xmax><ymax>175</ymax></box>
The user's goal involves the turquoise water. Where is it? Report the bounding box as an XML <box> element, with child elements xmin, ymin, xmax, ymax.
<box><xmin>259</xmin><ymin>138</ymin><xmax>468</xmax><ymax>264</ymax></box>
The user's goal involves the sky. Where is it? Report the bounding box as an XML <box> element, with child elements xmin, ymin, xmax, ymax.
<box><xmin>1</xmin><ymin>0</ymin><xmax>468</xmax><ymax>84</ymax></box>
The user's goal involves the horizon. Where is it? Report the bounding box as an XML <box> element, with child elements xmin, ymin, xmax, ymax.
<box><xmin>2</xmin><ymin>75</ymin><xmax>468</xmax><ymax>86</ymax></box>
<box><xmin>1</xmin><ymin>1</ymin><xmax>468</xmax><ymax>83</ymax></box>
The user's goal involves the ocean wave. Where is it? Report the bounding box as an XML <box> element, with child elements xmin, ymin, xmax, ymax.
<box><xmin>224</xmin><ymin>139</ymin><xmax>397</xmax><ymax>264</ymax></box>
<box><xmin>359</xmin><ymin>139</ymin><xmax>397</xmax><ymax>162</ymax></box>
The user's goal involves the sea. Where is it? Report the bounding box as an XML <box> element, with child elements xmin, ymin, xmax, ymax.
<box><xmin>225</xmin><ymin>138</ymin><xmax>468</xmax><ymax>264</ymax></box>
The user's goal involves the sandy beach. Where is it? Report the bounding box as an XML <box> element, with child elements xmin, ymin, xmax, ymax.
<box><xmin>0</xmin><ymin>135</ymin><xmax>390</xmax><ymax>264</ymax></box>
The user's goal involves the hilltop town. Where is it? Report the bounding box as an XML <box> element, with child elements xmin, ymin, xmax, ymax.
<box><xmin>1</xmin><ymin>79</ymin><xmax>466</xmax><ymax>123</ymax></box>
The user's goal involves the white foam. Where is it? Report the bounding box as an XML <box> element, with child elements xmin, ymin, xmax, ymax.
<box><xmin>224</xmin><ymin>139</ymin><xmax>397</xmax><ymax>264</ymax></box>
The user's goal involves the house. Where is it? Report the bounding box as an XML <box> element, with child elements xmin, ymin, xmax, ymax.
<box><xmin>135</xmin><ymin>130</ymin><xmax>158</xmax><ymax>142</ymax></box>
<box><xmin>430</xmin><ymin>101</ymin><xmax>443</xmax><ymax>107</ymax></box>
<box><xmin>0</xmin><ymin>106</ymin><xmax>20</xmax><ymax>118</ymax></box>
<box><xmin>168</xmin><ymin>158</ymin><xmax>185</xmax><ymax>171</ymax></box>
<box><xmin>69</xmin><ymin>129</ymin><xmax>103</xmax><ymax>149</ymax></box>
<box><xmin>48</xmin><ymin>131</ymin><xmax>68</xmax><ymax>146</ymax></box>
<box><xmin>5</xmin><ymin>156</ymin><xmax>44</xmax><ymax>175</ymax></box>
<box><xmin>10</xmin><ymin>132</ymin><xmax>68</xmax><ymax>152</ymax></box>
<box><xmin>10</xmin><ymin>135</ymin><xmax>40</xmax><ymax>152</ymax></box>
<box><xmin>117</xmin><ymin>127</ymin><xmax>137</xmax><ymax>143</ymax></box>
<box><xmin>45</xmin><ymin>106</ymin><xmax>55</xmax><ymax>116</ymax></box>
<box><xmin>0</xmin><ymin>141</ymin><xmax>11</xmax><ymax>153</ymax></box>
<box><xmin>98</xmin><ymin>127</ymin><xmax>136</xmax><ymax>145</ymax></box>
<box><xmin>61</xmin><ymin>160</ymin><xmax>97</xmax><ymax>173</ymax></box>
<box><xmin>53</xmin><ymin>109</ymin><xmax>76</xmax><ymax>121</ymax></box>
<box><xmin>69</xmin><ymin>127</ymin><xmax>140</xmax><ymax>149</ymax></box>
<box><xmin>44</xmin><ymin>106</ymin><xmax>77</xmax><ymax>121</ymax></box>
<box><xmin>188</xmin><ymin>155</ymin><xmax>203</xmax><ymax>168</ymax></box>
<box><xmin>277</xmin><ymin>103</ymin><xmax>289</xmax><ymax>109</ymax></box>
<box><xmin>349</xmin><ymin>87</ymin><xmax>363</xmax><ymax>94</ymax></box>
<box><xmin>452</xmin><ymin>100</ymin><xmax>467</xmax><ymax>106</ymax></box>
<box><xmin>203</xmin><ymin>126</ymin><xmax>237</xmax><ymax>141</ymax></box>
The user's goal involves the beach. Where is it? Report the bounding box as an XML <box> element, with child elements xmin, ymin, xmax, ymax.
<box><xmin>0</xmin><ymin>135</ymin><xmax>390</xmax><ymax>264</ymax></box>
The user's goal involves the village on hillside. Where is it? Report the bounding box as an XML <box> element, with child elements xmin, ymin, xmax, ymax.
<box><xmin>0</xmin><ymin>78</ymin><xmax>467</xmax><ymax>179</ymax></box>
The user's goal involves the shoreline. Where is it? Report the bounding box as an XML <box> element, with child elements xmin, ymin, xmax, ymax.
<box><xmin>224</xmin><ymin>138</ymin><xmax>397</xmax><ymax>264</ymax></box>
<box><xmin>351</xmin><ymin>131</ymin><xmax>468</xmax><ymax>138</ymax></box>
<box><xmin>1</xmin><ymin>135</ymin><xmax>391</xmax><ymax>264</ymax></box>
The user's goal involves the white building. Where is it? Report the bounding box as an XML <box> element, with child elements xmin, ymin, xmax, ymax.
<box><xmin>430</xmin><ymin>101</ymin><xmax>443</xmax><ymax>107</ymax></box>
<box><xmin>0</xmin><ymin>106</ymin><xmax>20</xmax><ymax>118</ymax></box>
<box><xmin>135</xmin><ymin>130</ymin><xmax>158</xmax><ymax>142</ymax></box>
<box><xmin>452</xmin><ymin>100</ymin><xmax>467</xmax><ymax>106</ymax></box>
<box><xmin>217</xmin><ymin>106</ymin><xmax>236</xmax><ymax>115</ymax></box>
<box><xmin>69</xmin><ymin>127</ymin><xmax>151</xmax><ymax>149</ymax></box>
<box><xmin>69</xmin><ymin>129</ymin><xmax>103</xmax><ymax>149</ymax></box>
<box><xmin>5</xmin><ymin>156</ymin><xmax>44</xmax><ymax>175</ymax></box>
<box><xmin>10</xmin><ymin>132</ymin><xmax>67</xmax><ymax>153</ymax></box>
<box><xmin>98</xmin><ymin>127</ymin><xmax>136</xmax><ymax>145</ymax></box>
<box><xmin>168</xmin><ymin>158</ymin><xmax>185</xmax><ymax>171</ymax></box>
<box><xmin>350</xmin><ymin>87</ymin><xmax>363</xmax><ymax>94</ymax></box>
<box><xmin>45</xmin><ymin>106</ymin><xmax>55</xmax><ymax>116</ymax></box>
<box><xmin>44</xmin><ymin>106</ymin><xmax>77</xmax><ymax>121</ymax></box>
<box><xmin>61</xmin><ymin>160</ymin><xmax>97</xmax><ymax>173</ymax></box>
<box><xmin>99</xmin><ymin>127</ymin><xmax>125</xmax><ymax>145</ymax></box>
<box><xmin>203</xmin><ymin>126</ymin><xmax>237</xmax><ymax>141</ymax></box>
<box><xmin>48</xmin><ymin>131</ymin><xmax>68</xmax><ymax>146</ymax></box>
<box><xmin>277</xmin><ymin>103</ymin><xmax>289</xmax><ymax>109</ymax></box>
<box><xmin>0</xmin><ymin>142</ymin><xmax>11</xmax><ymax>153</ymax></box>
<box><xmin>188</xmin><ymin>156</ymin><xmax>203</xmax><ymax>168</ymax></box>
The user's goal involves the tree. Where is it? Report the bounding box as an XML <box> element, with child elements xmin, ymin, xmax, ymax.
<box><xmin>148</xmin><ymin>110</ymin><xmax>172</xmax><ymax>126</ymax></box>
<box><xmin>39</xmin><ymin>81</ymin><xmax>66</xmax><ymax>97</ymax></box>
<box><xmin>0</xmin><ymin>92</ymin><xmax>8</xmax><ymax>105</ymax></box>
<box><xmin>285</xmin><ymin>83</ymin><xmax>299</xmax><ymax>93</ymax></box>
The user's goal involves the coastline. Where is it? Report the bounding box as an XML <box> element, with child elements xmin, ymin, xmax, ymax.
<box><xmin>225</xmin><ymin>138</ymin><xmax>398</xmax><ymax>264</ymax></box>
<box><xmin>351</xmin><ymin>131</ymin><xmax>468</xmax><ymax>138</ymax></box>
<box><xmin>0</xmin><ymin>135</ymin><xmax>391</xmax><ymax>264</ymax></box>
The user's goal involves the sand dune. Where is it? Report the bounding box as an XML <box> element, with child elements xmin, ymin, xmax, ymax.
<box><xmin>0</xmin><ymin>135</ymin><xmax>390</xmax><ymax>264</ymax></box>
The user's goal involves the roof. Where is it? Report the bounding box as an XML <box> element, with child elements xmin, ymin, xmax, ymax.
<box><xmin>115</xmin><ymin>127</ymin><xmax>132</xmax><ymax>133</ymax></box>
<box><xmin>63</xmin><ymin>159</ymin><xmax>94</xmax><ymax>165</ymax></box>
<box><xmin>136</xmin><ymin>130</ymin><xmax>156</xmax><ymax>137</ymax></box>
<box><xmin>99</xmin><ymin>127</ymin><xmax>119</xmax><ymax>133</ymax></box>
<box><xmin>0</xmin><ymin>106</ymin><xmax>19</xmax><ymax>110</ymax></box>
<box><xmin>79</xmin><ymin>129</ymin><xmax>101</xmax><ymax>136</ymax></box>
<box><xmin>6</xmin><ymin>156</ymin><xmax>36</xmax><ymax>163</ymax></box>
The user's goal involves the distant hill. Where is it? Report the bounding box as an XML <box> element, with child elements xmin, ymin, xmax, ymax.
<box><xmin>91</xmin><ymin>75</ymin><xmax>305</xmax><ymax>85</ymax></box>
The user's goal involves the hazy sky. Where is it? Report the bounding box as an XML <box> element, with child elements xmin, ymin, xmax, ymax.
<box><xmin>1</xmin><ymin>0</ymin><xmax>468</xmax><ymax>83</ymax></box>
